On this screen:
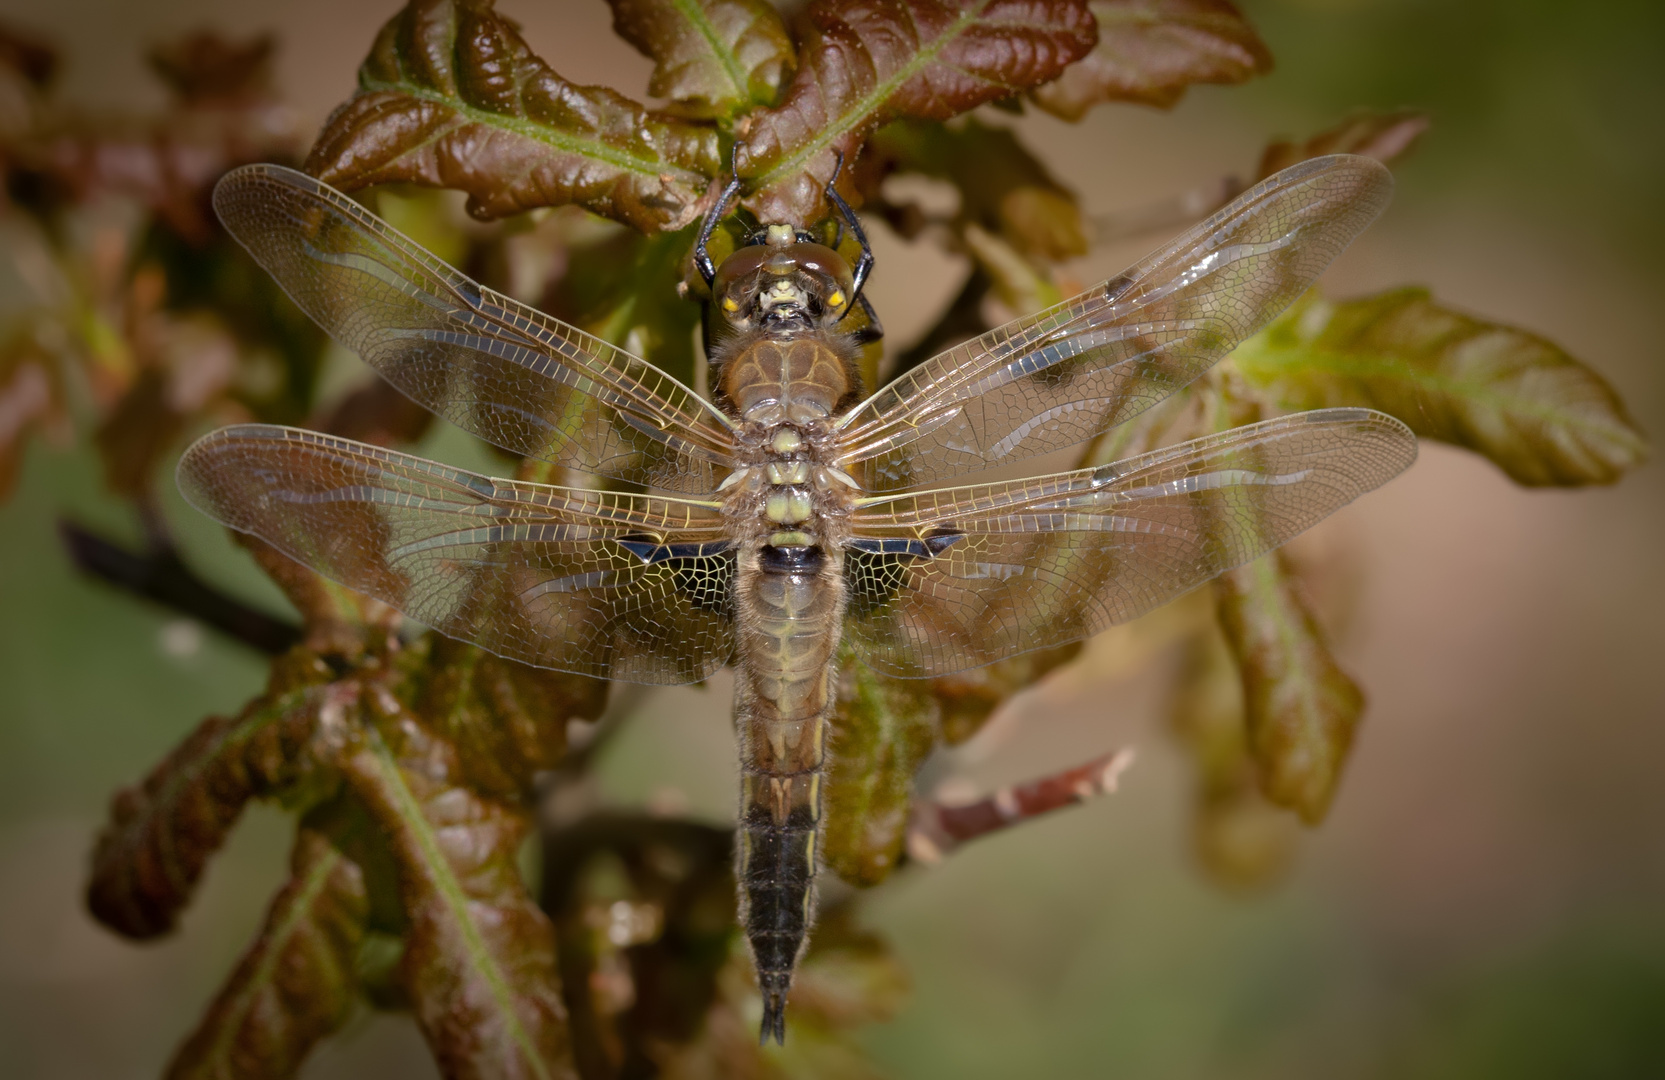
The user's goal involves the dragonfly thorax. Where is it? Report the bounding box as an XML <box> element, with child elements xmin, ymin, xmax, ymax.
<box><xmin>715</xmin><ymin>332</ymin><xmax>856</xmax><ymax>424</ymax></box>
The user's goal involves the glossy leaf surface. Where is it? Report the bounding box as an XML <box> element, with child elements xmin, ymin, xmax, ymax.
<box><xmin>1232</xmin><ymin>288</ymin><xmax>1649</xmax><ymax>486</ymax></box>
<box><xmin>609</xmin><ymin>0</ymin><xmax>795</xmax><ymax>118</ymax></box>
<box><xmin>306</xmin><ymin>0</ymin><xmax>720</xmax><ymax>230</ymax></box>
<box><xmin>739</xmin><ymin>0</ymin><xmax>1098</xmax><ymax>224</ymax></box>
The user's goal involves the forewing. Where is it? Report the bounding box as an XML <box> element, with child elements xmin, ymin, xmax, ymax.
<box><xmin>835</xmin><ymin>155</ymin><xmax>1394</xmax><ymax>491</ymax></box>
<box><xmin>843</xmin><ymin>408</ymin><xmax>1415</xmax><ymax>677</ymax></box>
<box><xmin>178</xmin><ymin>425</ymin><xmax>735</xmax><ymax>684</ymax></box>
<box><xmin>213</xmin><ymin>165</ymin><xmax>736</xmax><ymax>494</ymax></box>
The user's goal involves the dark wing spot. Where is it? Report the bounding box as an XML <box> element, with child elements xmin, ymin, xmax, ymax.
<box><xmin>843</xmin><ymin>531</ymin><xmax>962</xmax><ymax>617</ymax></box>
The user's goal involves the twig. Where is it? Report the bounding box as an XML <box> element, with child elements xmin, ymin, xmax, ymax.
<box><xmin>57</xmin><ymin>518</ymin><xmax>302</xmax><ymax>655</ymax></box>
<box><xmin>906</xmin><ymin>748</ymin><xmax>1136</xmax><ymax>865</ymax></box>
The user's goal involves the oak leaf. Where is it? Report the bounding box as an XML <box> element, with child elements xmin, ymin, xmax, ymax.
<box><xmin>1031</xmin><ymin>0</ymin><xmax>1271</xmax><ymax>118</ymax></box>
<box><xmin>1232</xmin><ymin>288</ymin><xmax>1649</xmax><ymax>486</ymax></box>
<box><xmin>307</xmin><ymin>0</ymin><xmax>721</xmax><ymax>231</ymax></box>
<box><xmin>740</xmin><ymin>0</ymin><xmax>1098</xmax><ymax>224</ymax></box>
<box><xmin>609</xmin><ymin>0</ymin><xmax>795</xmax><ymax>119</ymax></box>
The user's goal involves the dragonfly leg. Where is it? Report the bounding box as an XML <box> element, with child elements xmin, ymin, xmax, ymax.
<box><xmin>824</xmin><ymin>151</ymin><xmax>874</xmax><ymax>316</ymax></box>
<box><xmin>694</xmin><ymin>142</ymin><xmax>745</xmax><ymax>285</ymax></box>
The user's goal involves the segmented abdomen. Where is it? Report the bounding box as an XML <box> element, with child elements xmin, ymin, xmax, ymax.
<box><xmin>733</xmin><ymin>545</ymin><xmax>844</xmax><ymax>1044</ymax></box>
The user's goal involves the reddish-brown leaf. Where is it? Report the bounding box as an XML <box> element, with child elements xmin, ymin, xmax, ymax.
<box><xmin>306</xmin><ymin>0</ymin><xmax>720</xmax><ymax>231</ymax></box>
<box><xmin>739</xmin><ymin>0</ymin><xmax>1098</xmax><ymax>224</ymax></box>
<box><xmin>234</xmin><ymin>532</ymin><xmax>402</xmax><ymax>659</ymax></box>
<box><xmin>86</xmin><ymin>651</ymin><xmax>344</xmax><ymax>939</ymax></box>
<box><xmin>1257</xmin><ymin>110</ymin><xmax>1429</xmax><ymax>180</ymax></box>
<box><xmin>1212</xmin><ymin>551</ymin><xmax>1363</xmax><ymax>824</ymax></box>
<box><xmin>165</xmin><ymin>828</ymin><xmax>368</xmax><ymax>1080</ymax></box>
<box><xmin>1031</xmin><ymin>0</ymin><xmax>1270</xmax><ymax>118</ymax></box>
<box><xmin>342</xmin><ymin>695</ymin><xmax>575</xmax><ymax>1080</ymax></box>
<box><xmin>610</xmin><ymin>0</ymin><xmax>795</xmax><ymax>118</ymax></box>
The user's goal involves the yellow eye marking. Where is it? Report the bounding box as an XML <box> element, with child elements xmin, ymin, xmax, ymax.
<box><xmin>828</xmin><ymin>290</ymin><xmax>845</xmax><ymax>309</ymax></box>
<box><xmin>722</xmin><ymin>296</ymin><xmax>739</xmax><ymax>312</ymax></box>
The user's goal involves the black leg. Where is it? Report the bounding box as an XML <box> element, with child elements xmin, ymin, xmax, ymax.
<box><xmin>824</xmin><ymin>151</ymin><xmax>874</xmax><ymax>318</ymax></box>
<box><xmin>694</xmin><ymin>142</ymin><xmax>745</xmax><ymax>286</ymax></box>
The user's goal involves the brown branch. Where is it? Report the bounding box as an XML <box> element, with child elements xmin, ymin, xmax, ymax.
<box><xmin>906</xmin><ymin>748</ymin><xmax>1136</xmax><ymax>864</ymax></box>
<box><xmin>58</xmin><ymin>518</ymin><xmax>302</xmax><ymax>655</ymax></box>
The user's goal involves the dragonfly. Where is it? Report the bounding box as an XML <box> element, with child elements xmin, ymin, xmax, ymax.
<box><xmin>179</xmin><ymin>152</ymin><xmax>1414</xmax><ymax>1044</ymax></box>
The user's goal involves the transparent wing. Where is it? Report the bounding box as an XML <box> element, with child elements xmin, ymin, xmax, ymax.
<box><xmin>213</xmin><ymin>165</ymin><xmax>736</xmax><ymax>495</ymax></box>
<box><xmin>842</xmin><ymin>408</ymin><xmax>1415</xmax><ymax>677</ymax></box>
<box><xmin>834</xmin><ymin>155</ymin><xmax>1394</xmax><ymax>491</ymax></box>
<box><xmin>178</xmin><ymin>425</ymin><xmax>736</xmax><ymax>685</ymax></box>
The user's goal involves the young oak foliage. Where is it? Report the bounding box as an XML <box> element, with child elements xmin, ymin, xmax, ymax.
<box><xmin>307</xmin><ymin>0</ymin><xmax>721</xmax><ymax>230</ymax></box>
<box><xmin>609</xmin><ymin>0</ymin><xmax>795</xmax><ymax>119</ymax></box>
<box><xmin>738</xmin><ymin>0</ymin><xmax>1099</xmax><ymax>224</ymax></box>
<box><xmin>1031</xmin><ymin>0</ymin><xmax>1272</xmax><ymax>118</ymax></box>
<box><xmin>1232</xmin><ymin>288</ymin><xmax>1648</xmax><ymax>486</ymax></box>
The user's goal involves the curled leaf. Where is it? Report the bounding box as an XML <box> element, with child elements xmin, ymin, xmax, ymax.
<box><xmin>1168</xmin><ymin>623</ymin><xmax>1297</xmax><ymax>889</ymax></box>
<box><xmin>1212</xmin><ymin>551</ymin><xmax>1362</xmax><ymax>824</ymax></box>
<box><xmin>342</xmin><ymin>699</ymin><xmax>574</xmax><ymax>1080</ymax></box>
<box><xmin>1232</xmin><ymin>289</ymin><xmax>1649</xmax><ymax>486</ymax></box>
<box><xmin>307</xmin><ymin>0</ymin><xmax>720</xmax><ymax>231</ymax></box>
<box><xmin>740</xmin><ymin>0</ymin><xmax>1098</xmax><ymax>224</ymax></box>
<box><xmin>826</xmin><ymin>652</ymin><xmax>940</xmax><ymax>887</ymax></box>
<box><xmin>1257</xmin><ymin>110</ymin><xmax>1430</xmax><ymax>180</ymax></box>
<box><xmin>1031</xmin><ymin>0</ymin><xmax>1271</xmax><ymax>118</ymax></box>
<box><xmin>164</xmin><ymin>828</ymin><xmax>368</xmax><ymax>1080</ymax></box>
<box><xmin>86</xmin><ymin>653</ymin><xmax>342</xmax><ymax>938</ymax></box>
<box><xmin>610</xmin><ymin>0</ymin><xmax>795</xmax><ymax>118</ymax></box>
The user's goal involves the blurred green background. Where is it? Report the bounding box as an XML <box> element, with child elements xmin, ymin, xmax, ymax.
<box><xmin>1</xmin><ymin>0</ymin><xmax>1662</xmax><ymax>1077</ymax></box>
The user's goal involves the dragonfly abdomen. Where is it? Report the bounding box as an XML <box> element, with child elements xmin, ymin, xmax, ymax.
<box><xmin>733</xmin><ymin>541</ymin><xmax>845</xmax><ymax>1045</ymax></box>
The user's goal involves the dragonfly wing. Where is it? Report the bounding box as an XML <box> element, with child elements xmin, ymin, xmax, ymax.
<box><xmin>213</xmin><ymin>165</ymin><xmax>736</xmax><ymax>495</ymax></box>
<box><xmin>178</xmin><ymin>425</ymin><xmax>736</xmax><ymax>685</ymax></box>
<box><xmin>843</xmin><ymin>408</ymin><xmax>1415</xmax><ymax>678</ymax></box>
<box><xmin>834</xmin><ymin>155</ymin><xmax>1394</xmax><ymax>491</ymax></box>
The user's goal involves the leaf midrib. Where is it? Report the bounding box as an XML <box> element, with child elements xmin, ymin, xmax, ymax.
<box><xmin>360</xmin><ymin>77</ymin><xmax>707</xmax><ymax>184</ymax></box>
<box><xmin>756</xmin><ymin>0</ymin><xmax>996</xmax><ymax>190</ymax></box>
<box><xmin>365</xmin><ymin>728</ymin><xmax>553</xmax><ymax>1080</ymax></box>
<box><xmin>671</xmin><ymin>0</ymin><xmax>752</xmax><ymax>103</ymax></box>
<box><xmin>1234</xmin><ymin>344</ymin><xmax>1640</xmax><ymax>440</ymax></box>
<box><xmin>203</xmin><ymin>846</ymin><xmax>347</xmax><ymax>1069</ymax></box>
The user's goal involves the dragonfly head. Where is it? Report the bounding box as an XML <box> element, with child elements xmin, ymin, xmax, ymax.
<box><xmin>712</xmin><ymin>225</ymin><xmax>856</xmax><ymax>333</ymax></box>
